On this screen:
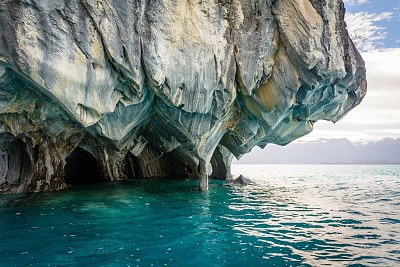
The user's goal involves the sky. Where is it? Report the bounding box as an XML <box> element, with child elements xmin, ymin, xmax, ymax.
<box><xmin>299</xmin><ymin>0</ymin><xmax>400</xmax><ymax>143</ymax></box>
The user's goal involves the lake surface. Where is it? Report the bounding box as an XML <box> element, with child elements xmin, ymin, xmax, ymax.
<box><xmin>0</xmin><ymin>165</ymin><xmax>399</xmax><ymax>266</ymax></box>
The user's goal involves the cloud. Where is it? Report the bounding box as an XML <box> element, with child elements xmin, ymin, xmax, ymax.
<box><xmin>343</xmin><ymin>0</ymin><xmax>369</xmax><ymax>6</ymax></box>
<box><xmin>345</xmin><ymin>12</ymin><xmax>393</xmax><ymax>51</ymax></box>
<box><xmin>361</xmin><ymin>48</ymin><xmax>400</xmax><ymax>89</ymax></box>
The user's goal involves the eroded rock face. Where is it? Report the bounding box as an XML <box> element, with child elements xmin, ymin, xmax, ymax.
<box><xmin>0</xmin><ymin>0</ymin><xmax>366</xmax><ymax>193</ymax></box>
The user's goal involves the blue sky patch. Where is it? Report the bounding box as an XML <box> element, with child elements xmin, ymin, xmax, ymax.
<box><xmin>345</xmin><ymin>0</ymin><xmax>400</xmax><ymax>50</ymax></box>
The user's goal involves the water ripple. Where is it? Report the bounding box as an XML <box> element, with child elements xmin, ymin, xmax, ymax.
<box><xmin>0</xmin><ymin>165</ymin><xmax>399</xmax><ymax>266</ymax></box>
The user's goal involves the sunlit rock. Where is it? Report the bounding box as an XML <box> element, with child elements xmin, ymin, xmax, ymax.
<box><xmin>0</xmin><ymin>0</ymin><xmax>366</xmax><ymax>193</ymax></box>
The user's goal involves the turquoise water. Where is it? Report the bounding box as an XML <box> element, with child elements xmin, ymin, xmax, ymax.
<box><xmin>0</xmin><ymin>165</ymin><xmax>399</xmax><ymax>267</ymax></box>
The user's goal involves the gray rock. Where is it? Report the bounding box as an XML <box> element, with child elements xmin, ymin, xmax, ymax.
<box><xmin>228</xmin><ymin>175</ymin><xmax>254</xmax><ymax>186</ymax></box>
<box><xmin>0</xmin><ymin>0</ymin><xmax>366</xmax><ymax>193</ymax></box>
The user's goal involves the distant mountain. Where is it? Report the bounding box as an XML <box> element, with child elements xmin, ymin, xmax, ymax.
<box><xmin>235</xmin><ymin>138</ymin><xmax>400</xmax><ymax>164</ymax></box>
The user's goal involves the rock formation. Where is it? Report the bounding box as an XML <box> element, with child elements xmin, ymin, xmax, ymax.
<box><xmin>228</xmin><ymin>175</ymin><xmax>254</xmax><ymax>186</ymax></box>
<box><xmin>0</xmin><ymin>0</ymin><xmax>366</xmax><ymax>193</ymax></box>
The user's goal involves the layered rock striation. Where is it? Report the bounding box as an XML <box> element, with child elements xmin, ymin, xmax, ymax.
<box><xmin>0</xmin><ymin>0</ymin><xmax>366</xmax><ymax>193</ymax></box>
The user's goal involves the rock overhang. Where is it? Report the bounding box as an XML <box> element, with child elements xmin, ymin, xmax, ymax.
<box><xmin>0</xmin><ymin>0</ymin><xmax>366</xmax><ymax>193</ymax></box>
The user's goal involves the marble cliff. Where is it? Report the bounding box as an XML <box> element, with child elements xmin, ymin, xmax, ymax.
<box><xmin>0</xmin><ymin>0</ymin><xmax>366</xmax><ymax>193</ymax></box>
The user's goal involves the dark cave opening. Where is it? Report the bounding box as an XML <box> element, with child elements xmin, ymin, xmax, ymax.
<box><xmin>64</xmin><ymin>147</ymin><xmax>103</xmax><ymax>185</ymax></box>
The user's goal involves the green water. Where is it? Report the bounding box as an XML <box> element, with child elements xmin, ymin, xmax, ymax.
<box><xmin>0</xmin><ymin>165</ymin><xmax>399</xmax><ymax>266</ymax></box>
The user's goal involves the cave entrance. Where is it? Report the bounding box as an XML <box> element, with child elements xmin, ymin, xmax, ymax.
<box><xmin>209</xmin><ymin>148</ymin><xmax>227</xmax><ymax>180</ymax></box>
<box><xmin>125</xmin><ymin>145</ymin><xmax>190</xmax><ymax>179</ymax></box>
<box><xmin>64</xmin><ymin>147</ymin><xmax>103</xmax><ymax>185</ymax></box>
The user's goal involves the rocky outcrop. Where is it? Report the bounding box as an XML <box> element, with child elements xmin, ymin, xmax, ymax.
<box><xmin>228</xmin><ymin>175</ymin><xmax>254</xmax><ymax>186</ymax></box>
<box><xmin>0</xmin><ymin>0</ymin><xmax>366</xmax><ymax>193</ymax></box>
